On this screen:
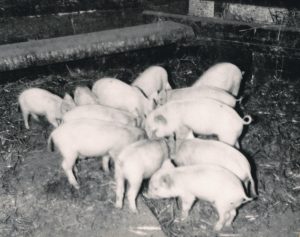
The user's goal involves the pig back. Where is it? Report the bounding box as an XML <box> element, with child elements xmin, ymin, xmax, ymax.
<box><xmin>62</xmin><ymin>104</ymin><xmax>136</xmax><ymax>126</ymax></box>
<box><xmin>92</xmin><ymin>78</ymin><xmax>146</xmax><ymax>116</ymax></box>
<box><xmin>167</xmin><ymin>86</ymin><xmax>236</xmax><ymax>107</ymax></box>
<box><xmin>175</xmin><ymin>139</ymin><xmax>251</xmax><ymax>181</ymax></box>
<box><xmin>132</xmin><ymin>66</ymin><xmax>169</xmax><ymax>96</ymax></box>
<box><xmin>176</xmin><ymin>99</ymin><xmax>244</xmax><ymax>131</ymax></box>
<box><xmin>52</xmin><ymin>119</ymin><xmax>145</xmax><ymax>152</ymax></box>
<box><xmin>192</xmin><ymin>63</ymin><xmax>242</xmax><ymax>96</ymax></box>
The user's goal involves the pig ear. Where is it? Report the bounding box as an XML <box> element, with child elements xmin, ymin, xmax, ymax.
<box><xmin>149</xmin><ymin>91</ymin><xmax>159</xmax><ymax>101</ymax></box>
<box><xmin>64</xmin><ymin>93</ymin><xmax>74</xmax><ymax>102</ymax></box>
<box><xmin>149</xmin><ymin>91</ymin><xmax>159</xmax><ymax>108</ymax></box>
<box><xmin>158</xmin><ymin>90</ymin><xmax>167</xmax><ymax>104</ymax></box>
<box><xmin>161</xmin><ymin>159</ymin><xmax>175</xmax><ymax>170</ymax></box>
<box><xmin>61</xmin><ymin>93</ymin><xmax>76</xmax><ymax>114</ymax></box>
<box><xmin>160</xmin><ymin>174</ymin><xmax>173</xmax><ymax>188</ymax></box>
<box><xmin>154</xmin><ymin>114</ymin><xmax>167</xmax><ymax>124</ymax></box>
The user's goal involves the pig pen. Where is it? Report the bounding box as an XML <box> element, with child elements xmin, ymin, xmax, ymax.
<box><xmin>0</xmin><ymin>44</ymin><xmax>299</xmax><ymax>237</ymax></box>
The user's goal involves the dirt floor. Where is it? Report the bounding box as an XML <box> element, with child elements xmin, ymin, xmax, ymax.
<box><xmin>0</xmin><ymin>51</ymin><xmax>299</xmax><ymax>237</ymax></box>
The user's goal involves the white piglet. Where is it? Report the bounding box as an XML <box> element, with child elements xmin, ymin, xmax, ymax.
<box><xmin>115</xmin><ymin>139</ymin><xmax>169</xmax><ymax>212</ymax></box>
<box><xmin>144</xmin><ymin>160</ymin><xmax>252</xmax><ymax>231</ymax></box>
<box><xmin>62</xmin><ymin>104</ymin><xmax>138</xmax><ymax>126</ymax></box>
<box><xmin>48</xmin><ymin>119</ymin><xmax>146</xmax><ymax>189</ymax></box>
<box><xmin>175</xmin><ymin>139</ymin><xmax>257</xmax><ymax>197</ymax></box>
<box><xmin>74</xmin><ymin>86</ymin><xmax>98</xmax><ymax>105</ymax></box>
<box><xmin>19</xmin><ymin>88</ymin><xmax>63</xmax><ymax>129</ymax></box>
<box><xmin>193</xmin><ymin>62</ymin><xmax>243</xmax><ymax>96</ymax></box>
<box><xmin>145</xmin><ymin>98</ymin><xmax>252</xmax><ymax>147</ymax></box>
<box><xmin>157</xmin><ymin>86</ymin><xmax>237</xmax><ymax>107</ymax></box>
<box><xmin>92</xmin><ymin>78</ymin><xmax>157</xmax><ymax>118</ymax></box>
<box><xmin>132</xmin><ymin>66</ymin><xmax>171</xmax><ymax>97</ymax></box>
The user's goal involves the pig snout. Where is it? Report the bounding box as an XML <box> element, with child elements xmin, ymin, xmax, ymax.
<box><xmin>142</xmin><ymin>188</ymin><xmax>161</xmax><ymax>199</ymax></box>
<box><xmin>142</xmin><ymin>191</ymin><xmax>154</xmax><ymax>199</ymax></box>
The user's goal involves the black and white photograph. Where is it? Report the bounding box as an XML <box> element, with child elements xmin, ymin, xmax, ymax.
<box><xmin>0</xmin><ymin>0</ymin><xmax>299</xmax><ymax>236</ymax></box>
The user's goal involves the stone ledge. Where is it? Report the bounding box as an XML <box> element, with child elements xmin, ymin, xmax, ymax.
<box><xmin>0</xmin><ymin>21</ymin><xmax>195</xmax><ymax>72</ymax></box>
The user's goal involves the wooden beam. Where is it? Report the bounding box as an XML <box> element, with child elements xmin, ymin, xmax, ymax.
<box><xmin>0</xmin><ymin>21</ymin><xmax>195</xmax><ymax>72</ymax></box>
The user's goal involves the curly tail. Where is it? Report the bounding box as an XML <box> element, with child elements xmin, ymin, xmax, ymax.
<box><xmin>236</xmin><ymin>96</ymin><xmax>244</xmax><ymax>105</ymax></box>
<box><xmin>242</xmin><ymin>196</ymin><xmax>253</xmax><ymax>204</ymax></box>
<box><xmin>47</xmin><ymin>133</ymin><xmax>55</xmax><ymax>152</ymax></box>
<box><xmin>246</xmin><ymin>176</ymin><xmax>258</xmax><ymax>198</ymax></box>
<box><xmin>242</xmin><ymin>115</ymin><xmax>252</xmax><ymax>125</ymax></box>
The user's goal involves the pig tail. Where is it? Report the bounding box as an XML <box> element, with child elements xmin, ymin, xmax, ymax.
<box><xmin>242</xmin><ymin>115</ymin><xmax>252</xmax><ymax>125</ymax></box>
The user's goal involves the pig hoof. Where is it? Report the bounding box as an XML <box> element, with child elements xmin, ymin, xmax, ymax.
<box><xmin>72</xmin><ymin>184</ymin><xmax>80</xmax><ymax>190</ymax></box>
<box><xmin>115</xmin><ymin>202</ymin><xmax>123</xmax><ymax>209</ymax></box>
<box><xmin>142</xmin><ymin>192</ymin><xmax>150</xmax><ymax>199</ymax></box>
<box><xmin>130</xmin><ymin>209</ymin><xmax>138</xmax><ymax>214</ymax></box>
<box><xmin>174</xmin><ymin>217</ymin><xmax>182</xmax><ymax>223</ymax></box>
<box><xmin>225</xmin><ymin>221</ymin><xmax>233</xmax><ymax>228</ymax></box>
<box><xmin>213</xmin><ymin>223</ymin><xmax>223</xmax><ymax>232</ymax></box>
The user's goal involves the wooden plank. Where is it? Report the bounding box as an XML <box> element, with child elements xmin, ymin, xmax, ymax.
<box><xmin>0</xmin><ymin>21</ymin><xmax>195</xmax><ymax>72</ymax></box>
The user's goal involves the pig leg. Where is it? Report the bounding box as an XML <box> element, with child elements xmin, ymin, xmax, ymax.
<box><xmin>46</xmin><ymin>113</ymin><xmax>59</xmax><ymax>128</ymax></box>
<box><xmin>180</xmin><ymin>194</ymin><xmax>196</xmax><ymax>221</ymax></box>
<box><xmin>225</xmin><ymin>209</ymin><xmax>237</xmax><ymax>227</ymax></box>
<box><xmin>235</xmin><ymin>141</ymin><xmax>240</xmax><ymax>149</ymax></box>
<box><xmin>115</xmin><ymin>166</ymin><xmax>125</xmax><ymax>209</ymax></box>
<box><xmin>21</xmin><ymin>108</ymin><xmax>30</xmax><ymax>129</ymax></box>
<box><xmin>102</xmin><ymin>155</ymin><xmax>110</xmax><ymax>173</ymax></box>
<box><xmin>31</xmin><ymin>113</ymin><xmax>39</xmax><ymax>121</ymax></box>
<box><xmin>214</xmin><ymin>204</ymin><xmax>231</xmax><ymax>231</ymax></box>
<box><xmin>248</xmin><ymin>177</ymin><xmax>257</xmax><ymax>198</ymax></box>
<box><xmin>61</xmin><ymin>152</ymin><xmax>79</xmax><ymax>189</ymax></box>
<box><xmin>127</xmin><ymin>177</ymin><xmax>143</xmax><ymax>213</ymax></box>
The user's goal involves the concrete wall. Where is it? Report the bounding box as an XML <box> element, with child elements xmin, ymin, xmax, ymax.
<box><xmin>188</xmin><ymin>0</ymin><xmax>299</xmax><ymax>26</ymax></box>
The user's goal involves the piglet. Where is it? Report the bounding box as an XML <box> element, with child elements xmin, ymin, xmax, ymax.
<box><xmin>74</xmin><ymin>86</ymin><xmax>98</xmax><ymax>105</ymax></box>
<box><xmin>18</xmin><ymin>88</ymin><xmax>63</xmax><ymax>129</ymax></box>
<box><xmin>62</xmin><ymin>104</ymin><xmax>138</xmax><ymax>126</ymax></box>
<box><xmin>132</xmin><ymin>66</ymin><xmax>171</xmax><ymax>97</ymax></box>
<box><xmin>157</xmin><ymin>86</ymin><xmax>237</xmax><ymax>107</ymax></box>
<box><xmin>144</xmin><ymin>160</ymin><xmax>252</xmax><ymax>231</ymax></box>
<box><xmin>175</xmin><ymin>139</ymin><xmax>257</xmax><ymax>197</ymax></box>
<box><xmin>92</xmin><ymin>77</ymin><xmax>157</xmax><ymax>119</ymax></box>
<box><xmin>193</xmin><ymin>63</ymin><xmax>243</xmax><ymax>96</ymax></box>
<box><xmin>115</xmin><ymin>139</ymin><xmax>169</xmax><ymax>212</ymax></box>
<box><xmin>145</xmin><ymin>98</ymin><xmax>252</xmax><ymax>147</ymax></box>
<box><xmin>48</xmin><ymin>119</ymin><xmax>146</xmax><ymax>189</ymax></box>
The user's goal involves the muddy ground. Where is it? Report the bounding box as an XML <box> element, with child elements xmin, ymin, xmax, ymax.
<box><xmin>0</xmin><ymin>49</ymin><xmax>299</xmax><ymax>237</ymax></box>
